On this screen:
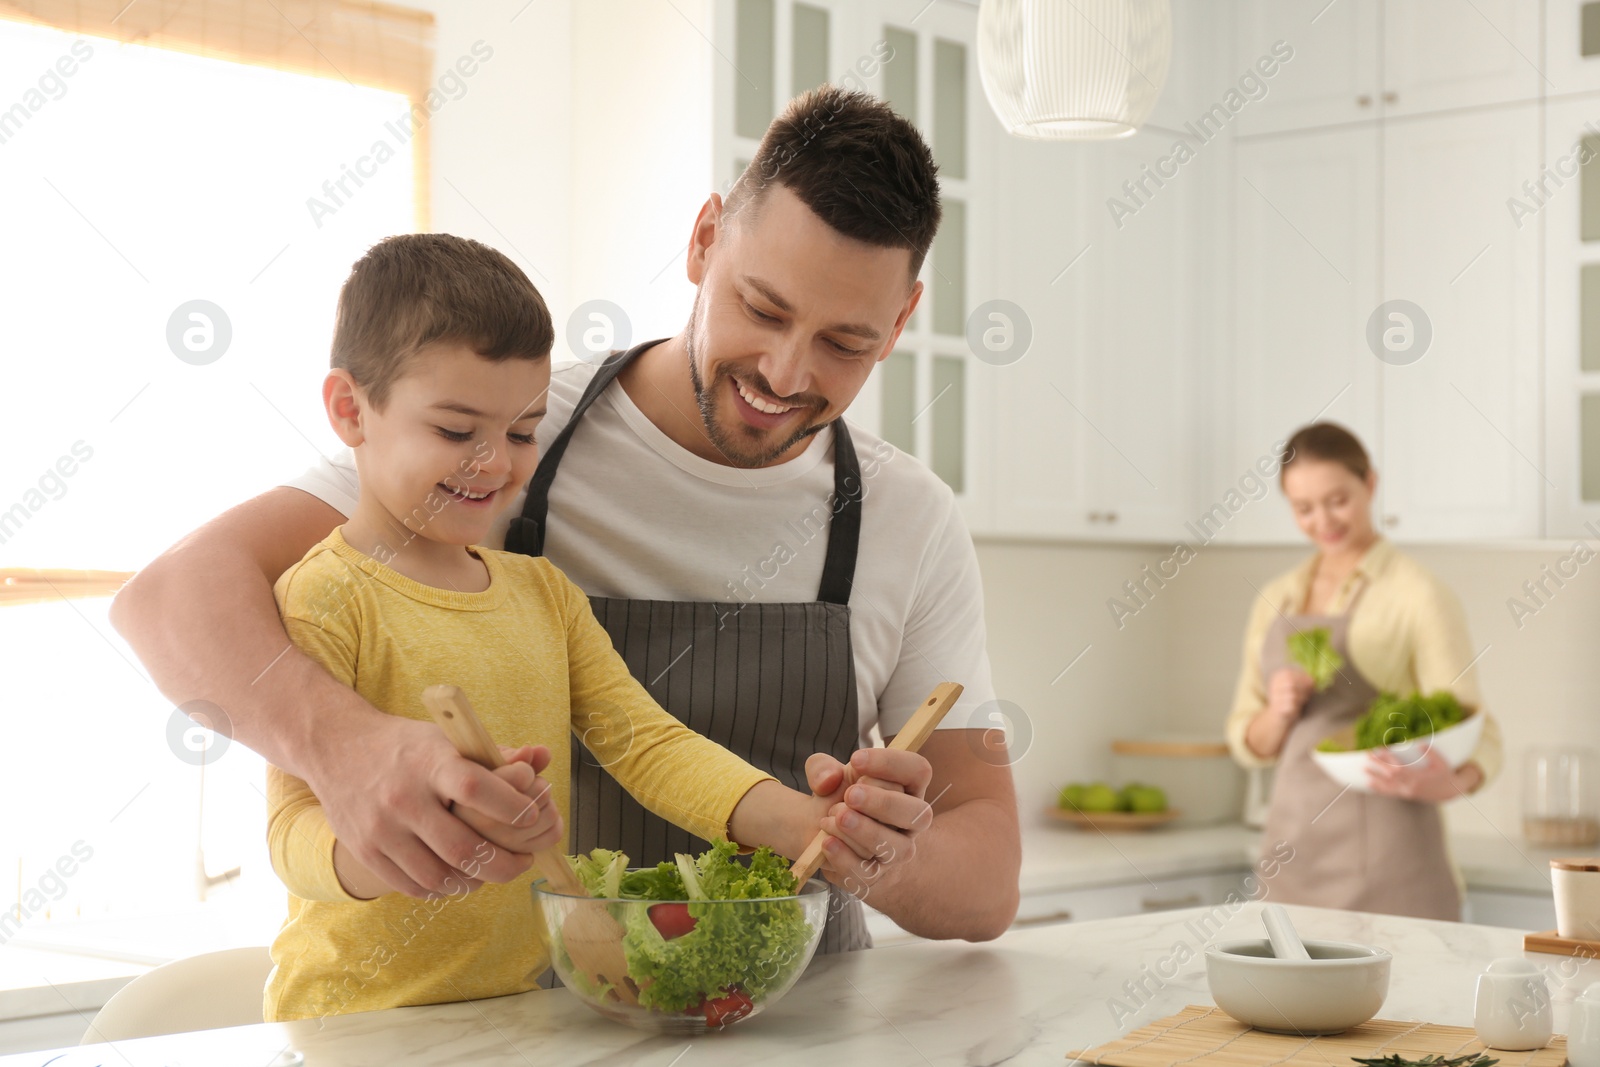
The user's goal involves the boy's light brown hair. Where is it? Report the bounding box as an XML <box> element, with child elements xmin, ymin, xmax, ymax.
<box><xmin>724</xmin><ymin>85</ymin><xmax>942</xmax><ymax>281</ymax></box>
<box><xmin>331</xmin><ymin>233</ymin><xmax>554</xmax><ymax>408</ymax></box>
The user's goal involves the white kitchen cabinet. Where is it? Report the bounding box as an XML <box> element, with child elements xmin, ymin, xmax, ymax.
<box><xmin>1220</xmin><ymin>127</ymin><xmax>1380</xmax><ymax>544</ymax></box>
<box><xmin>862</xmin><ymin>868</ymin><xmax>1251</xmax><ymax>943</ymax></box>
<box><xmin>1382</xmin><ymin>1</ymin><xmax>1542</xmax><ymax>119</ymax></box>
<box><xmin>1231</xmin><ymin>0</ymin><xmax>1380</xmax><ymax>138</ymax></box>
<box><xmin>988</xmin><ymin>126</ymin><xmax>1199</xmax><ymax>543</ymax></box>
<box><xmin>985</xmin><ymin>2</ymin><xmax>1229</xmax><ymax>545</ymax></box>
<box><xmin>1233</xmin><ymin>0</ymin><xmax>1539</xmax><ymax>139</ymax></box>
<box><xmin>1014</xmin><ymin>870</ymin><xmax>1250</xmax><ymax>927</ymax></box>
<box><xmin>1544</xmin><ymin>96</ymin><xmax>1600</xmax><ymax>538</ymax></box>
<box><xmin>1378</xmin><ymin>105</ymin><xmax>1543</xmax><ymax>539</ymax></box>
<box><xmin>1545</xmin><ymin>0</ymin><xmax>1600</xmax><ymax>96</ymax></box>
<box><xmin>1074</xmin><ymin>134</ymin><xmax>1200</xmax><ymax>543</ymax></box>
<box><xmin>987</xmin><ymin>135</ymin><xmax>1095</xmax><ymax>540</ymax></box>
<box><xmin>1463</xmin><ymin>888</ymin><xmax>1559</xmax><ymax>930</ymax></box>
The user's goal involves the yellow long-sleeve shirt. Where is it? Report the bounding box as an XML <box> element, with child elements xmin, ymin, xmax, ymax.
<box><xmin>1224</xmin><ymin>537</ymin><xmax>1503</xmax><ymax>782</ymax></box>
<box><xmin>265</xmin><ymin>527</ymin><xmax>774</xmax><ymax>1021</ymax></box>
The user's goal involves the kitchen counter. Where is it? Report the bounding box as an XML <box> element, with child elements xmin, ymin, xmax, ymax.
<box><xmin>1018</xmin><ymin>822</ymin><xmax>1259</xmax><ymax>895</ymax></box>
<box><xmin>9</xmin><ymin>903</ymin><xmax>1598</xmax><ymax>1067</ymax></box>
<box><xmin>1018</xmin><ymin>822</ymin><xmax>1566</xmax><ymax>897</ymax></box>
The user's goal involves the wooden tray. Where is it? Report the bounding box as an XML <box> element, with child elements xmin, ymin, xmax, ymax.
<box><xmin>1525</xmin><ymin>929</ymin><xmax>1600</xmax><ymax>958</ymax></box>
<box><xmin>1046</xmin><ymin>807</ymin><xmax>1182</xmax><ymax>831</ymax></box>
<box><xmin>1067</xmin><ymin>1004</ymin><xmax>1567</xmax><ymax>1067</ymax></box>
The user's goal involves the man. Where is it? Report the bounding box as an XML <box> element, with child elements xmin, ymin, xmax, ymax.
<box><xmin>112</xmin><ymin>87</ymin><xmax>1020</xmax><ymax>948</ymax></box>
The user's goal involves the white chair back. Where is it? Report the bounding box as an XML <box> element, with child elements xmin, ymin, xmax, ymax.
<box><xmin>79</xmin><ymin>945</ymin><xmax>273</xmax><ymax>1044</ymax></box>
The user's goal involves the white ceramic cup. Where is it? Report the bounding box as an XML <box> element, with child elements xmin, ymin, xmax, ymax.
<box><xmin>1553</xmin><ymin>858</ymin><xmax>1600</xmax><ymax>941</ymax></box>
<box><xmin>1473</xmin><ymin>958</ymin><xmax>1552</xmax><ymax>1051</ymax></box>
<box><xmin>1570</xmin><ymin>982</ymin><xmax>1600</xmax><ymax>1067</ymax></box>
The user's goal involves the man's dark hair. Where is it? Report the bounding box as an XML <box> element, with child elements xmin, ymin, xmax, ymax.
<box><xmin>331</xmin><ymin>233</ymin><xmax>553</xmax><ymax>409</ymax></box>
<box><xmin>724</xmin><ymin>86</ymin><xmax>942</xmax><ymax>280</ymax></box>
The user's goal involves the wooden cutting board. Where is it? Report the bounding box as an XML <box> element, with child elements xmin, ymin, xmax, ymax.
<box><xmin>1525</xmin><ymin>929</ymin><xmax>1600</xmax><ymax>959</ymax></box>
<box><xmin>1067</xmin><ymin>1005</ymin><xmax>1567</xmax><ymax>1067</ymax></box>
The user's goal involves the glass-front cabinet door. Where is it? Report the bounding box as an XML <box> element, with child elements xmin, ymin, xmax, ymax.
<box><xmin>712</xmin><ymin>0</ymin><xmax>995</xmax><ymax>531</ymax></box>
<box><xmin>1546</xmin><ymin>95</ymin><xmax>1600</xmax><ymax>538</ymax></box>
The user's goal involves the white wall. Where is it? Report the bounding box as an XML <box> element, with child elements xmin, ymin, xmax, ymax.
<box><xmin>384</xmin><ymin>0</ymin><xmax>575</xmax><ymax>325</ymax></box>
<box><xmin>974</xmin><ymin>539</ymin><xmax>1181</xmax><ymax>829</ymax></box>
<box><xmin>567</xmin><ymin>0</ymin><xmax>715</xmax><ymax>348</ymax></box>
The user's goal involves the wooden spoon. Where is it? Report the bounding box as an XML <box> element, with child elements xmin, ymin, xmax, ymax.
<box><xmin>790</xmin><ymin>681</ymin><xmax>965</xmax><ymax>883</ymax></box>
<box><xmin>420</xmin><ymin>684</ymin><xmax>640</xmax><ymax>1005</ymax></box>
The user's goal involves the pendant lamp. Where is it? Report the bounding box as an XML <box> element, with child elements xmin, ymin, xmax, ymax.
<box><xmin>978</xmin><ymin>0</ymin><xmax>1172</xmax><ymax>140</ymax></box>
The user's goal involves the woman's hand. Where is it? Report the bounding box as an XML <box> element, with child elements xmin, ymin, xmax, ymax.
<box><xmin>1364</xmin><ymin>747</ymin><xmax>1480</xmax><ymax>803</ymax></box>
<box><xmin>1266</xmin><ymin>667</ymin><xmax>1315</xmax><ymax>721</ymax></box>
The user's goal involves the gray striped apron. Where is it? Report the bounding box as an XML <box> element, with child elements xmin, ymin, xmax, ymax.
<box><xmin>506</xmin><ymin>341</ymin><xmax>872</xmax><ymax>953</ymax></box>
<box><xmin>1257</xmin><ymin>578</ymin><xmax>1460</xmax><ymax>920</ymax></box>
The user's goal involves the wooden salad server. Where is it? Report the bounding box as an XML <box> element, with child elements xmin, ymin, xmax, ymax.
<box><xmin>789</xmin><ymin>681</ymin><xmax>965</xmax><ymax>883</ymax></box>
<box><xmin>420</xmin><ymin>684</ymin><xmax>639</xmax><ymax>1005</ymax></box>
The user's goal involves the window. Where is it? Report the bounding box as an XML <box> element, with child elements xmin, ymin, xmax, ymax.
<box><xmin>0</xmin><ymin>6</ymin><xmax>425</xmax><ymax>959</ymax></box>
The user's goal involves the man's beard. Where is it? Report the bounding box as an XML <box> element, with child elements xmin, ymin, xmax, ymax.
<box><xmin>685</xmin><ymin>293</ymin><xmax>829</xmax><ymax>468</ymax></box>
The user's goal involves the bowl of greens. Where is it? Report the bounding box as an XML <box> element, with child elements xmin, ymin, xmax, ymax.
<box><xmin>1310</xmin><ymin>690</ymin><xmax>1484</xmax><ymax>794</ymax></box>
<box><xmin>532</xmin><ymin>841</ymin><xmax>829</xmax><ymax>1033</ymax></box>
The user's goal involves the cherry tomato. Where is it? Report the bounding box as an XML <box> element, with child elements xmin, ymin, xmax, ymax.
<box><xmin>701</xmin><ymin>988</ymin><xmax>754</xmax><ymax>1028</ymax></box>
<box><xmin>648</xmin><ymin>902</ymin><xmax>697</xmax><ymax>940</ymax></box>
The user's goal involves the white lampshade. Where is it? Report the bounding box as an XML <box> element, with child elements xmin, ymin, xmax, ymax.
<box><xmin>978</xmin><ymin>0</ymin><xmax>1172</xmax><ymax>141</ymax></box>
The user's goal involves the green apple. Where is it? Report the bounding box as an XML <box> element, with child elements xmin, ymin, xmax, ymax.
<box><xmin>1127</xmin><ymin>785</ymin><xmax>1168</xmax><ymax>813</ymax></box>
<box><xmin>1079</xmin><ymin>782</ymin><xmax>1121</xmax><ymax>813</ymax></box>
<box><xmin>1057</xmin><ymin>783</ymin><xmax>1087</xmax><ymax>811</ymax></box>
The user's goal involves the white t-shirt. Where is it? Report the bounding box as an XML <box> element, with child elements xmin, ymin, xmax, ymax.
<box><xmin>282</xmin><ymin>359</ymin><xmax>996</xmax><ymax>743</ymax></box>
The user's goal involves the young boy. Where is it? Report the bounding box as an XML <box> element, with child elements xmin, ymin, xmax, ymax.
<box><xmin>265</xmin><ymin>233</ymin><xmax>818</xmax><ymax>1021</ymax></box>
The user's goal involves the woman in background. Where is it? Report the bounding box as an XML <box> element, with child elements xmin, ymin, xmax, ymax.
<box><xmin>1225</xmin><ymin>422</ymin><xmax>1503</xmax><ymax>920</ymax></box>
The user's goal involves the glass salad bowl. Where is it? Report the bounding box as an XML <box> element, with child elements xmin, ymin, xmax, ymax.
<box><xmin>531</xmin><ymin>872</ymin><xmax>830</xmax><ymax>1033</ymax></box>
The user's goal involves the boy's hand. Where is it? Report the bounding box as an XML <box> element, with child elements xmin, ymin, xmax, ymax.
<box><xmin>450</xmin><ymin>744</ymin><xmax>565</xmax><ymax>862</ymax></box>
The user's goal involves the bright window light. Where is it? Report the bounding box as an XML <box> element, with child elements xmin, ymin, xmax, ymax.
<box><xmin>0</xmin><ymin>16</ymin><xmax>417</xmax><ymax>951</ymax></box>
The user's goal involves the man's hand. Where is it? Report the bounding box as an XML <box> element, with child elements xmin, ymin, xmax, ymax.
<box><xmin>310</xmin><ymin>714</ymin><xmax>558</xmax><ymax>897</ymax></box>
<box><xmin>452</xmin><ymin>744</ymin><xmax>565</xmax><ymax>857</ymax></box>
<box><xmin>804</xmin><ymin>747</ymin><xmax>935</xmax><ymax>895</ymax></box>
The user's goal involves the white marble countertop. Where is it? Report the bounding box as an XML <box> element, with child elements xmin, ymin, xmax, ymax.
<box><xmin>1018</xmin><ymin>822</ymin><xmax>1568</xmax><ymax>897</ymax></box>
<box><xmin>9</xmin><ymin>902</ymin><xmax>1597</xmax><ymax>1067</ymax></box>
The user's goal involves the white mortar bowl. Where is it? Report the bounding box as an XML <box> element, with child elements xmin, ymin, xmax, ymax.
<box><xmin>1205</xmin><ymin>938</ymin><xmax>1392</xmax><ymax>1034</ymax></box>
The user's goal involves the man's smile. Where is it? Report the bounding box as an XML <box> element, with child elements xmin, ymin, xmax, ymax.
<box><xmin>728</xmin><ymin>375</ymin><xmax>808</xmax><ymax>430</ymax></box>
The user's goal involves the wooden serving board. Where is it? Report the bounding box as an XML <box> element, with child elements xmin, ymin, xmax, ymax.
<box><xmin>1045</xmin><ymin>807</ymin><xmax>1183</xmax><ymax>831</ymax></box>
<box><xmin>1525</xmin><ymin>929</ymin><xmax>1600</xmax><ymax>958</ymax></box>
<box><xmin>1066</xmin><ymin>1004</ymin><xmax>1567</xmax><ymax>1067</ymax></box>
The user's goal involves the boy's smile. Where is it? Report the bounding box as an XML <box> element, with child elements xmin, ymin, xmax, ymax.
<box><xmin>327</xmin><ymin>341</ymin><xmax>550</xmax><ymax>586</ymax></box>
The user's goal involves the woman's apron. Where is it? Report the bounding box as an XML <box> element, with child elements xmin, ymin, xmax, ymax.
<box><xmin>1257</xmin><ymin>578</ymin><xmax>1461</xmax><ymax>920</ymax></box>
<box><xmin>505</xmin><ymin>342</ymin><xmax>871</xmax><ymax>953</ymax></box>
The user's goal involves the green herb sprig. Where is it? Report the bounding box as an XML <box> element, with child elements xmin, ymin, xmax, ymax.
<box><xmin>1351</xmin><ymin>1054</ymin><xmax>1500</xmax><ymax>1067</ymax></box>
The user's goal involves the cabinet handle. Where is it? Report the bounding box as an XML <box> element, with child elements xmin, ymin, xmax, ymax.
<box><xmin>1383</xmin><ymin>515</ymin><xmax>1399</xmax><ymax>528</ymax></box>
<box><xmin>1141</xmin><ymin>893</ymin><xmax>1202</xmax><ymax>911</ymax></box>
<box><xmin>1105</xmin><ymin>511</ymin><xmax>1119</xmax><ymax>524</ymax></box>
<box><xmin>1012</xmin><ymin>909</ymin><xmax>1074</xmax><ymax>927</ymax></box>
<box><xmin>1383</xmin><ymin>91</ymin><xmax>1397</xmax><ymax>104</ymax></box>
<box><xmin>1357</xmin><ymin>94</ymin><xmax>1373</xmax><ymax>107</ymax></box>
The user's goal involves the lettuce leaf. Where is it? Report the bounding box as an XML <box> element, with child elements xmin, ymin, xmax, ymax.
<box><xmin>568</xmin><ymin>848</ymin><xmax>628</xmax><ymax>899</ymax></box>
<box><xmin>563</xmin><ymin>842</ymin><xmax>815</xmax><ymax>1014</ymax></box>
<box><xmin>1287</xmin><ymin>627</ymin><xmax>1343</xmax><ymax>691</ymax></box>
<box><xmin>1316</xmin><ymin>690</ymin><xmax>1467</xmax><ymax>752</ymax></box>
